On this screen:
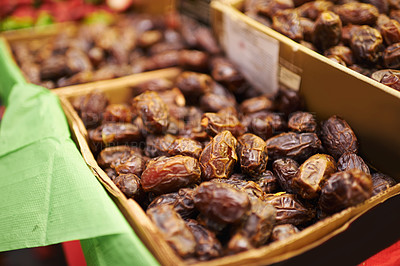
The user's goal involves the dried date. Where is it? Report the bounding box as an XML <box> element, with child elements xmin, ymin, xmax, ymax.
<box><xmin>147</xmin><ymin>204</ymin><xmax>196</xmax><ymax>258</ymax></box>
<box><xmin>227</xmin><ymin>198</ymin><xmax>276</xmax><ymax>253</ymax></box>
<box><xmin>141</xmin><ymin>155</ymin><xmax>201</xmax><ymax>194</ymax></box>
<box><xmin>270</xmin><ymin>224</ymin><xmax>300</xmax><ymax>242</ymax></box>
<box><xmin>319</xmin><ymin>169</ymin><xmax>373</xmax><ymax>214</ymax></box>
<box><xmin>72</xmin><ymin>91</ymin><xmax>108</xmax><ymax>128</ymax></box>
<box><xmin>201</xmin><ymin>112</ymin><xmax>245</xmax><ymax>137</ymax></box>
<box><xmin>292</xmin><ymin>154</ymin><xmax>337</xmax><ymax>199</ymax></box>
<box><xmin>111</xmin><ymin>154</ymin><xmax>145</xmax><ymax>176</ymax></box>
<box><xmin>193</xmin><ymin>182</ymin><xmax>250</xmax><ymax>224</ymax></box>
<box><xmin>380</xmin><ymin>20</ymin><xmax>400</xmax><ymax>46</ymax></box>
<box><xmin>320</xmin><ymin>115</ymin><xmax>358</xmax><ymax>159</ymax></box>
<box><xmin>176</xmin><ymin>71</ymin><xmax>214</xmax><ymax>100</ymax></box>
<box><xmin>238</xmin><ymin>133</ymin><xmax>269</xmax><ymax>177</ymax></box>
<box><xmin>256</xmin><ymin>170</ymin><xmax>281</xmax><ymax>193</ymax></box>
<box><xmin>272</xmin><ymin>158</ymin><xmax>299</xmax><ymax>193</ymax></box>
<box><xmin>199</xmin><ymin>131</ymin><xmax>238</xmax><ymax>180</ymax></box>
<box><xmin>132</xmin><ymin>91</ymin><xmax>170</xmax><ymax>134</ymax></box>
<box><xmin>245</xmin><ymin>112</ymin><xmax>287</xmax><ymax>140</ymax></box>
<box><xmin>350</xmin><ymin>26</ymin><xmax>384</xmax><ymax>65</ymax></box>
<box><xmin>312</xmin><ymin>11</ymin><xmax>342</xmax><ymax>51</ymax></box>
<box><xmin>383</xmin><ymin>43</ymin><xmax>400</xmax><ymax>68</ymax></box>
<box><xmin>239</xmin><ymin>96</ymin><xmax>274</xmax><ymax>115</ymax></box>
<box><xmin>210</xmin><ymin>57</ymin><xmax>246</xmax><ymax>93</ymax></box>
<box><xmin>89</xmin><ymin>123</ymin><xmax>142</xmax><ymax>148</ymax></box>
<box><xmin>266</xmin><ymin>132</ymin><xmax>321</xmax><ymax>161</ymax></box>
<box><xmin>335</xmin><ymin>3</ymin><xmax>379</xmax><ymax>25</ymax></box>
<box><xmin>185</xmin><ymin>219</ymin><xmax>223</xmax><ymax>261</ymax></box>
<box><xmin>113</xmin><ymin>173</ymin><xmax>144</xmax><ymax>201</ymax></box>
<box><xmin>97</xmin><ymin>145</ymin><xmax>142</xmax><ymax>168</ymax></box>
<box><xmin>324</xmin><ymin>46</ymin><xmax>355</xmax><ymax>66</ymax></box>
<box><xmin>371</xmin><ymin>172</ymin><xmax>397</xmax><ymax>196</ymax></box>
<box><xmin>103</xmin><ymin>104</ymin><xmax>133</xmax><ymax>123</ymax></box>
<box><xmin>264</xmin><ymin>193</ymin><xmax>315</xmax><ymax>225</ymax></box>
<box><xmin>272</xmin><ymin>9</ymin><xmax>303</xmax><ymax>41</ymax></box>
<box><xmin>288</xmin><ymin>111</ymin><xmax>317</xmax><ymax>133</ymax></box>
<box><xmin>297</xmin><ymin>1</ymin><xmax>333</xmax><ymax>21</ymax></box>
<box><xmin>337</xmin><ymin>152</ymin><xmax>370</xmax><ymax>174</ymax></box>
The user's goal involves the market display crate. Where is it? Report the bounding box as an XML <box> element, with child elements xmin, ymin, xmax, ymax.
<box><xmin>55</xmin><ymin>66</ymin><xmax>400</xmax><ymax>265</ymax></box>
<box><xmin>0</xmin><ymin>0</ymin><xmax>176</xmax><ymax>91</ymax></box>
<box><xmin>211</xmin><ymin>0</ymin><xmax>400</xmax><ymax>179</ymax></box>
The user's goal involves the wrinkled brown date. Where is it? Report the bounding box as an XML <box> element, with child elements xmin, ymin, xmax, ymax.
<box><xmin>185</xmin><ymin>219</ymin><xmax>223</xmax><ymax>261</ymax></box>
<box><xmin>371</xmin><ymin>172</ymin><xmax>397</xmax><ymax>196</ymax></box>
<box><xmin>270</xmin><ymin>224</ymin><xmax>300</xmax><ymax>242</ymax></box>
<box><xmin>210</xmin><ymin>57</ymin><xmax>246</xmax><ymax>93</ymax></box>
<box><xmin>264</xmin><ymin>193</ymin><xmax>315</xmax><ymax>225</ymax></box>
<box><xmin>383</xmin><ymin>43</ymin><xmax>400</xmax><ymax>68</ymax></box>
<box><xmin>335</xmin><ymin>3</ymin><xmax>379</xmax><ymax>26</ymax></box>
<box><xmin>272</xmin><ymin>158</ymin><xmax>299</xmax><ymax>193</ymax></box>
<box><xmin>245</xmin><ymin>112</ymin><xmax>287</xmax><ymax>140</ymax></box>
<box><xmin>319</xmin><ymin>169</ymin><xmax>373</xmax><ymax>214</ymax></box>
<box><xmin>201</xmin><ymin>113</ymin><xmax>245</xmax><ymax>137</ymax></box>
<box><xmin>89</xmin><ymin>123</ymin><xmax>142</xmax><ymax>148</ymax></box>
<box><xmin>312</xmin><ymin>11</ymin><xmax>342</xmax><ymax>51</ymax></box>
<box><xmin>141</xmin><ymin>155</ymin><xmax>201</xmax><ymax>194</ymax></box>
<box><xmin>256</xmin><ymin>170</ymin><xmax>281</xmax><ymax>193</ymax></box>
<box><xmin>227</xmin><ymin>198</ymin><xmax>276</xmax><ymax>253</ymax></box>
<box><xmin>102</xmin><ymin>104</ymin><xmax>133</xmax><ymax>123</ymax></box>
<box><xmin>324</xmin><ymin>46</ymin><xmax>355</xmax><ymax>66</ymax></box>
<box><xmin>147</xmin><ymin>188</ymin><xmax>197</xmax><ymax>219</ymax></box>
<box><xmin>297</xmin><ymin>1</ymin><xmax>333</xmax><ymax>21</ymax></box>
<box><xmin>132</xmin><ymin>91</ymin><xmax>170</xmax><ymax>134</ymax></box>
<box><xmin>111</xmin><ymin>154</ymin><xmax>145</xmax><ymax>176</ymax></box>
<box><xmin>211</xmin><ymin>178</ymin><xmax>265</xmax><ymax>201</ymax></box>
<box><xmin>176</xmin><ymin>71</ymin><xmax>214</xmax><ymax>99</ymax></box>
<box><xmin>238</xmin><ymin>133</ymin><xmax>269</xmax><ymax>177</ymax></box>
<box><xmin>199</xmin><ymin>131</ymin><xmax>238</xmax><ymax>180</ymax></box>
<box><xmin>320</xmin><ymin>115</ymin><xmax>359</xmax><ymax>159</ymax></box>
<box><xmin>272</xmin><ymin>9</ymin><xmax>303</xmax><ymax>41</ymax></box>
<box><xmin>337</xmin><ymin>152</ymin><xmax>370</xmax><ymax>174</ymax></box>
<box><xmin>97</xmin><ymin>145</ymin><xmax>142</xmax><ymax>168</ymax></box>
<box><xmin>113</xmin><ymin>173</ymin><xmax>144</xmax><ymax>201</ymax></box>
<box><xmin>240</xmin><ymin>96</ymin><xmax>274</xmax><ymax>115</ymax></box>
<box><xmin>147</xmin><ymin>204</ymin><xmax>196</xmax><ymax>258</ymax></box>
<box><xmin>350</xmin><ymin>26</ymin><xmax>384</xmax><ymax>65</ymax></box>
<box><xmin>288</xmin><ymin>111</ymin><xmax>317</xmax><ymax>133</ymax></box>
<box><xmin>381</xmin><ymin>20</ymin><xmax>400</xmax><ymax>46</ymax></box>
<box><xmin>266</xmin><ymin>132</ymin><xmax>321</xmax><ymax>161</ymax></box>
<box><xmin>292</xmin><ymin>154</ymin><xmax>337</xmax><ymax>199</ymax></box>
<box><xmin>194</xmin><ymin>182</ymin><xmax>251</xmax><ymax>224</ymax></box>
<box><xmin>72</xmin><ymin>91</ymin><xmax>108</xmax><ymax>128</ymax></box>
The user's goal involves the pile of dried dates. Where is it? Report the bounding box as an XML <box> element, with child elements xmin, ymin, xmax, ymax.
<box><xmin>11</xmin><ymin>14</ymin><xmax>220</xmax><ymax>89</ymax></box>
<box><xmin>244</xmin><ymin>0</ymin><xmax>400</xmax><ymax>91</ymax></box>
<box><xmin>73</xmin><ymin>59</ymin><xmax>396</xmax><ymax>261</ymax></box>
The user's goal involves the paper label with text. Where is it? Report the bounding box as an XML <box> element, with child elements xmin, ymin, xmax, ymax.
<box><xmin>223</xmin><ymin>14</ymin><xmax>279</xmax><ymax>95</ymax></box>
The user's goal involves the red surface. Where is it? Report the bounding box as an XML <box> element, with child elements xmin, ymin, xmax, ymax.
<box><xmin>62</xmin><ymin>241</ymin><xmax>86</xmax><ymax>266</ymax></box>
<box><xmin>359</xmin><ymin>241</ymin><xmax>400</xmax><ymax>266</ymax></box>
<box><xmin>61</xmin><ymin>238</ymin><xmax>400</xmax><ymax>266</ymax></box>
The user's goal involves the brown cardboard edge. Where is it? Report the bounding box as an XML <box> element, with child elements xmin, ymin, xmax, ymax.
<box><xmin>214</xmin><ymin>0</ymin><xmax>400</xmax><ymax>100</ymax></box>
<box><xmin>56</xmin><ymin>68</ymin><xmax>185</xmax><ymax>266</ymax></box>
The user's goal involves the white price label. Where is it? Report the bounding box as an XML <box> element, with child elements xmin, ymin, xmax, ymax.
<box><xmin>223</xmin><ymin>14</ymin><xmax>279</xmax><ymax>95</ymax></box>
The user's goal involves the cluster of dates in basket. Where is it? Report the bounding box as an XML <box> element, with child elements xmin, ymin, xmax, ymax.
<box><xmin>12</xmin><ymin>14</ymin><xmax>220</xmax><ymax>89</ymax></box>
<box><xmin>73</xmin><ymin>61</ymin><xmax>396</xmax><ymax>260</ymax></box>
<box><xmin>244</xmin><ymin>0</ymin><xmax>400</xmax><ymax>91</ymax></box>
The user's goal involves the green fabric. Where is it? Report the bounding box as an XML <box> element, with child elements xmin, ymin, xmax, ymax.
<box><xmin>81</xmin><ymin>233</ymin><xmax>159</xmax><ymax>266</ymax></box>
<box><xmin>0</xmin><ymin>39</ymin><xmax>158</xmax><ymax>265</ymax></box>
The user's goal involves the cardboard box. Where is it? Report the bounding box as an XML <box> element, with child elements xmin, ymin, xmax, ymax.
<box><xmin>211</xmin><ymin>0</ymin><xmax>400</xmax><ymax>179</ymax></box>
<box><xmin>55</xmin><ymin>65</ymin><xmax>400</xmax><ymax>265</ymax></box>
